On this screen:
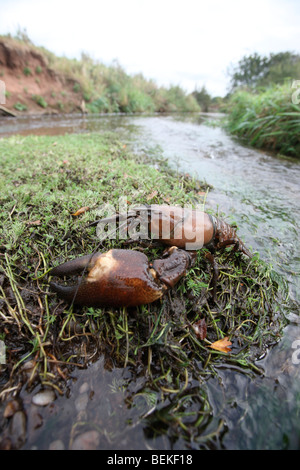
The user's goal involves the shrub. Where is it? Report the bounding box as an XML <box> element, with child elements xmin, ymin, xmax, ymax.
<box><xmin>73</xmin><ymin>83</ymin><xmax>81</xmax><ymax>93</ymax></box>
<box><xmin>32</xmin><ymin>94</ymin><xmax>48</xmax><ymax>108</ymax></box>
<box><xmin>13</xmin><ymin>102</ymin><xmax>28</xmax><ymax>111</ymax></box>
<box><xmin>23</xmin><ymin>66</ymin><xmax>32</xmax><ymax>76</ymax></box>
<box><xmin>86</xmin><ymin>96</ymin><xmax>110</xmax><ymax>113</ymax></box>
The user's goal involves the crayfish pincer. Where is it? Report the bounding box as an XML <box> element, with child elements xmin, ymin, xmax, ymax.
<box><xmin>50</xmin><ymin>247</ymin><xmax>195</xmax><ymax>308</ymax></box>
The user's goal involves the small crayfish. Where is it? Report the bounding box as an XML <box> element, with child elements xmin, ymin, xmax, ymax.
<box><xmin>50</xmin><ymin>204</ymin><xmax>252</xmax><ymax>308</ymax></box>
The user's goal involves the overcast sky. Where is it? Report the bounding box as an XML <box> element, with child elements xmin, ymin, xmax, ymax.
<box><xmin>0</xmin><ymin>0</ymin><xmax>299</xmax><ymax>96</ymax></box>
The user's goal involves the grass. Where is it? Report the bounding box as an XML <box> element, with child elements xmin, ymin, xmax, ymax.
<box><xmin>13</xmin><ymin>102</ymin><xmax>28</xmax><ymax>111</ymax></box>
<box><xmin>0</xmin><ymin>132</ymin><xmax>289</xmax><ymax>448</ymax></box>
<box><xmin>226</xmin><ymin>83</ymin><xmax>300</xmax><ymax>158</ymax></box>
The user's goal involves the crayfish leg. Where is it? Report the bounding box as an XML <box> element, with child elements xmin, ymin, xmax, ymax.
<box><xmin>204</xmin><ymin>251</ymin><xmax>219</xmax><ymax>301</ymax></box>
<box><xmin>217</xmin><ymin>238</ymin><xmax>252</xmax><ymax>258</ymax></box>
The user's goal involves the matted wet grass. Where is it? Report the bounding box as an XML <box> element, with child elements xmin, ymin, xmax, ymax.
<box><xmin>0</xmin><ymin>132</ymin><xmax>289</xmax><ymax>449</ymax></box>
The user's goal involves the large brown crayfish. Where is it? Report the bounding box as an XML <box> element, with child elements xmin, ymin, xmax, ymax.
<box><xmin>50</xmin><ymin>204</ymin><xmax>252</xmax><ymax>308</ymax></box>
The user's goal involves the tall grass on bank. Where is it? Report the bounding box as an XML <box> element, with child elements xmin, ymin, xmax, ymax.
<box><xmin>226</xmin><ymin>84</ymin><xmax>300</xmax><ymax>158</ymax></box>
<box><xmin>0</xmin><ymin>34</ymin><xmax>200</xmax><ymax>114</ymax></box>
<box><xmin>48</xmin><ymin>52</ymin><xmax>201</xmax><ymax>114</ymax></box>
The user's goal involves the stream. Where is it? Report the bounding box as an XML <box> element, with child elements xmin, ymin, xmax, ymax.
<box><xmin>0</xmin><ymin>113</ymin><xmax>299</xmax><ymax>449</ymax></box>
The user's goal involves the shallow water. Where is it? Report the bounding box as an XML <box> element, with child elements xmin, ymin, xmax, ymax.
<box><xmin>1</xmin><ymin>113</ymin><xmax>299</xmax><ymax>449</ymax></box>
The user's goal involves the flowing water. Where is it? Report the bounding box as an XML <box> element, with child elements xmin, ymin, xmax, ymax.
<box><xmin>0</xmin><ymin>113</ymin><xmax>299</xmax><ymax>449</ymax></box>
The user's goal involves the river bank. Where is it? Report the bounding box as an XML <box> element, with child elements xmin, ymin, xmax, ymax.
<box><xmin>1</xmin><ymin>34</ymin><xmax>299</xmax><ymax>160</ymax></box>
<box><xmin>0</xmin><ymin>124</ymin><xmax>292</xmax><ymax>450</ymax></box>
<box><xmin>0</xmin><ymin>35</ymin><xmax>201</xmax><ymax>117</ymax></box>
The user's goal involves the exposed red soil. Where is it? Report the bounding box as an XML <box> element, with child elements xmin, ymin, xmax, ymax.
<box><xmin>0</xmin><ymin>38</ymin><xmax>85</xmax><ymax>116</ymax></box>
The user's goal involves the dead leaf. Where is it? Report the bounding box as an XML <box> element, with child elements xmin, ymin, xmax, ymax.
<box><xmin>192</xmin><ymin>318</ymin><xmax>207</xmax><ymax>340</ymax></box>
<box><xmin>71</xmin><ymin>206</ymin><xmax>90</xmax><ymax>217</ymax></box>
<box><xmin>26</xmin><ymin>220</ymin><xmax>41</xmax><ymax>226</ymax></box>
<box><xmin>209</xmin><ymin>337</ymin><xmax>232</xmax><ymax>353</ymax></box>
<box><xmin>146</xmin><ymin>190</ymin><xmax>158</xmax><ymax>200</ymax></box>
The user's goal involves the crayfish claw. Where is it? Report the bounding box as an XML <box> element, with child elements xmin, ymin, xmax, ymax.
<box><xmin>50</xmin><ymin>248</ymin><xmax>193</xmax><ymax>308</ymax></box>
<box><xmin>49</xmin><ymin>282</ymin><xmax>81</xmax><ymax>304</ymax></box>
<box><xmin>50</xmin><ymin>252</ymin><xmax>102</xmax><ymax>277</ymax></box>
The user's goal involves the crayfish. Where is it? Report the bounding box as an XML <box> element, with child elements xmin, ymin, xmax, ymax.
<box><xmin>50</xmin><ymin>204</ymin><xmax>252</xmax><ymax>307</ymax></box>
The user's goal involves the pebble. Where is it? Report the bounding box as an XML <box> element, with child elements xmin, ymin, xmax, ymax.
<box><xmin>74</xmin><ymin>392</ymin><xmax>89</xmax><ymax>412</ymax></box>
<box><xmin>3</xmin><ymin>399</ymin><xmax>20</xmax><ymax>418</ymax></box>
<box><xmin>49</xmin><ymin>439</ymin><xmax>65</xmax><ymax>450</ymax></box>
<box><xmin>79</xmin><ymin>382</ymin><xmax>89</xmax><ymax>394</ymax></box>
<box><xmin>30</xmin><ymin>409</ymin><xmax>43</xmax><ymax>429</ymax></box>
<box><xmin>21</xmin><ymin>360</ymin><xmax>38</xmax><ymax>381</ymax></box>
<box><xmin>32</xmin><ymin>389</ymin><xmax>56</xmax><ymax>407</ymax></box>
<box><xmin>9</xmin><ymin>411</ymin><xmax>27</xmax><ymax>448</ymax></box>
<box><xmin>71</xmin><ymin>430</ymin><xmax>100</xmax><ymax>450</ymax></box>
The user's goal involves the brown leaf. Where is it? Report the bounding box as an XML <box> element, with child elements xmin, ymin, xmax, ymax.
<box><xmin>71</xmin><ymin>206</ymin><xmax>90</xmax><ymax>217</ymax></box>
<box><xmin>192</xmin><ymin>318</ymin><xmax>207</xmax><ymax>340</ymax></box>
<box><xmin>26</xmin><ymin>220</ymin><xmax>41</xmax><ymax>226</ymax></box>
<box><xmin>209</xmin><ymin>337</ymin><xmax>232</xmax><ymax>353</ymax></box>
<box><xmin>146</xmin><ymin>190</ymin><xmax>158</xmax><ymax>200</ymax></box>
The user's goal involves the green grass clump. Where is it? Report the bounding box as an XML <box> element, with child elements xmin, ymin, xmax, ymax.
<box><xmin>13</xmin><ymin>102</ymin><xmax>28</xmax><ymax>111</ymax></box>
<box><xmin>32</xmin><ymin>94</ymin><xmax>48</xmax><ymax>108</ymax></box>
<box><xmin>226</xmin><ymin>83</ymin><xmax>300</xmax><ymax>158</ymax></box>
<box><xmin>23</xmin><ymin>66</ymin><xmax>32</xmax><ymax>76</ymax></box>
<box><xmin>0</xmin><ymin>132</ymin><xmax>289</xmax><ymax>449</ymax></box>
